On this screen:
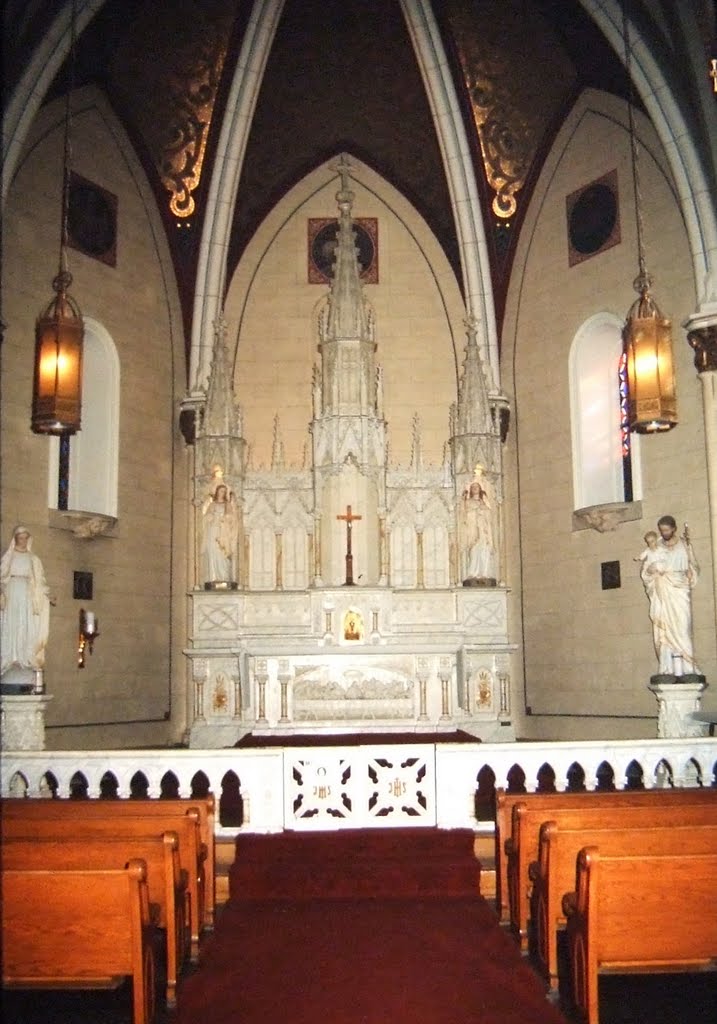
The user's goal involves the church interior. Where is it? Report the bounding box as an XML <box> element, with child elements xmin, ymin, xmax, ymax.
<box><xmin>2</xmin><ymin>0</ymin><xmax>716</xmax><ymax>749</ymax></box>
<box><xmin>2</xmin><ymin>1</ymin><xmax>717</xmax><ymax>1021</ymax></box>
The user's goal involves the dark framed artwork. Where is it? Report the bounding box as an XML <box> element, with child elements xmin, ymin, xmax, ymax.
<box><xmin>566</xmin><ymin>169</ymin><xmax>620</xmax><ymax>267</ymax></box>
<box><xmin>68</xmin><ymin>172</ymin><xmax>118</xmax><ymax>267</ymax></box>
<box><xmin>308</xmin><ymin>217</ymin><xmax>378</xmax><ymax>284</ymax></box>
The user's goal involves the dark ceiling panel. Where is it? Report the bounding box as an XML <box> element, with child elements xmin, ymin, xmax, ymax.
<box><xmin>227</xmin><ymin>0</ymin><xmax>460</xmax><ymax>289</ymax></box>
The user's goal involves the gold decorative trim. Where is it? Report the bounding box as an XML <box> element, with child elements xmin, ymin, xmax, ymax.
<box><xmin>160</xmin><ymin>25</ymin><xmax>228</xmax><ymax>218</ymax></box>
<box><xmin>444</xmin><ymin>0</ymin><xmax>575</xmax><ymax>222</ymax></box>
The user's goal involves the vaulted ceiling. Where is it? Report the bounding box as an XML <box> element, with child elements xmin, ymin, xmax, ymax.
<box><xmin>4</xmin><ymin>0</ymin><xmax>713</xmax><ymax>334</ymax></box>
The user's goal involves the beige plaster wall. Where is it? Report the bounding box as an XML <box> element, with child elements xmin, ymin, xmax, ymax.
<box><xmin>1</xmin><ymin>88</ymin><xmax>188</xmax><ymax>749</ymax></box>
<box><xmin>502</xmin><ymin>91</ymin><xmax>715</xmax><ymax>741</ymax></box>
<box><xmin>225</xmin><ymin>156</ymin><xmax>466</xmax><ymax>471</ymax></box>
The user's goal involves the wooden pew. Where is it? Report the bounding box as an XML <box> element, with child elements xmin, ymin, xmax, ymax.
<box><xmin>563</xmin><ymin>847</ymin><xmax>717</xmax><ymax>1024</ymax></box>
<box><xmin>1</xmin><ymin>804</ymin><xmax>205</xmax><ymax>960</ymax></box>
<box><xmin>530</xmin><ymin>820</ymin><xmax>717</xmax><ymax>993</ymax></box>
<box><xmin>494</xmin><ymin>787</ymin><xmax>717</xmax><ymax>932</ymax></box>
<box><xmin>1</xmin><ymin>831</ymin><xmax>188</xmax><ymax>1008</ymax></box>
<box><xmin>0</xmin><ymin>794</ymin><xmax>216</xmax><ymax>930</ymax></box>
<box><xmin>1</xmin><ymin>859</ymin><xmax>156</xmax><ymax>1024</ymax></box>
<box><xmin>507</xmin><ymin>792</ymin><xmax>717</xmax><ymax>952</ymax></box>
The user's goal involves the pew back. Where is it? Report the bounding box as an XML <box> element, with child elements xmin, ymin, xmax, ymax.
<box><xmin>1</xmin><ymin>805</ymin><xmax>205</xmax><ymax>959</ymax></box>
<box><xmin>0</xmin><ymin>794</ymin><xmax>216</xmax><ymax>928</ymax></box>
<box><xmin>564</xmin><ymin>847</ymin><xmax>717</xmax><ymax>1024</ymax></box>
<box><xmin>532</xmin><ymin>821</ymin><xmax>717</xmax><ymax>991</ymax></box>
<box><xmin>495</xmin><ymin>787</ymin><xmax>717</xmax><ymax>923</ymax></box>
<box><xmin>1</xmin><ymin>859</ymin><xmax>156</xmax><ymax>1024</ymax></box>
<box><xmin>1</xmin><ymin>832</ymin><xmax>188</xmax><ymax>1007</ymax></box>
<box><xmin>499</xmin><ymin>788</ymin><xmax>717</xmax><ymax>945</ymax></box>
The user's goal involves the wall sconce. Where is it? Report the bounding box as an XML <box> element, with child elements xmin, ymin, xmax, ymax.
<box><xmin>78</xmin><ymin>608</ymin><xmax>99</xmax><ymax>668</ymax></box>
<box><xmin>621</xmin><ymin>4</ymin><xmax>677</xmax><ymax>434</ymax></box>
<box><xmin>31</xmin><ymin>0</ymin><xmax>84</xmax><ymax>436</ymax></box>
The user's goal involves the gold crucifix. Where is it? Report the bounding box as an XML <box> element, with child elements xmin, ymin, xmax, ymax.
<box><xmin>337</xmin><ymin>504</ymin><xmax>362</xmax><ymax>586</ymax></box>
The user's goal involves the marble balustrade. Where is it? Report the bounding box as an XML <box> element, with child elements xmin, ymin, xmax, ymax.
<box><xmin>2</xmin><ymin>737</ymin><xmax>716</xmax><ymax>837</ymax></box>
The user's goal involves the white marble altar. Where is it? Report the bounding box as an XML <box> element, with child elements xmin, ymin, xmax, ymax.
<box><xmin>186</xmin><ymin>157</ymin><xmax>513</xmax><ymax>748</ymax></box>
<box><xmin>187</xmin><ymin>584</ymin><xmax>515</xmax><ymax>746</ymax></box>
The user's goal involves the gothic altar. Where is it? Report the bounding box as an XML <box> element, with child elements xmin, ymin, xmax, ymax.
<box><xmin>185</xmin><ymin>158</ymin><xmax>515</xmax><ymax>748</ymax></box>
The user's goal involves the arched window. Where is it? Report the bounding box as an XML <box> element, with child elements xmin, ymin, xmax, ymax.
<box><xmin>48</xmin><ymin>317</ymin><xmax>120</xmax><ymax>517</ymax></box>
<box><xmin>569</xmin><ymin>313</ymin><xmax>641</xmax><ymax>510</ymax></box>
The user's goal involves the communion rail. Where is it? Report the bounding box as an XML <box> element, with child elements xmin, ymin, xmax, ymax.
<box><xmin>2</xmin><ymin>737</ymin><xmax>716</xmax><ymax>837</ymax></box>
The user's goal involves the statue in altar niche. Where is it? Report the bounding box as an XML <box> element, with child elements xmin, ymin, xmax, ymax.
<box><xmin>201</xmin><ymin>474</ymin><xmax>239</xmax><ymax>589</ymax></box>
<box><xmin>637</xmin><ymin>515</ymin><xmax>701</xmax><ymax>678</ymax></box>
<box><xmin>460</xmin><ymin>465</ymin><xmax>497</xmax><ymax>587</ymax></box>
<box><xmin>0</xmin><ymin>526</ymin><xmax>51</xmax><ymax>693</ymax></box>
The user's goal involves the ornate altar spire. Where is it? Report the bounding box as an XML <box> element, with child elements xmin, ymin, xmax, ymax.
<box><xmin>455</xmin><ymin>316</ymin><xmax>491</xmax><ymax>437</ymax></box>
<box><xmin>321</xmin><ymin>154</ymin><xmax>374</xmax><ymax>344</ymax></box>
<box><xmin>201</xmin><ymin>316</ymin><xmax>243</xmax><ymax>439</ymax></box>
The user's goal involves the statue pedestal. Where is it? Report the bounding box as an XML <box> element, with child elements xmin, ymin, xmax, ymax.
<box><xmin>647</xmin><ymin>677</ymin><xmax>708</xmax><ymax>738</ymax></box>
<box><xmin>0</xmin><ymin>694</ymin><xmax>53</xmax><ymax>750</ymax></box>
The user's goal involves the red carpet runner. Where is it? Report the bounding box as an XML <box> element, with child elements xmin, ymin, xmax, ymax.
<box><xmin>175</xmin><ymin>828</ymin><xmax>568</xmax><ymax>1024</ymax></box>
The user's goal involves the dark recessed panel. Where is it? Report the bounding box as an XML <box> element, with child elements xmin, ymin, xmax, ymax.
<box><xmin>68</xmin><ymin>172</ymin><xmax>118</xmax><ymax>267</ymax></box>
<box><xmin>567</xmin><ymin>169</ymin><xmax>620</xmax><ymax>266</ymax></box>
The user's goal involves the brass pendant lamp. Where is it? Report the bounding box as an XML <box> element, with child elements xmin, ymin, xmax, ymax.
<box><xmin>621</xmin><ymin>5</ymin><xmax>677</xmax><ymax>434</ymax></box>
<box><xmin>31</xmin><ymin>0</ymin><xmax>84</xmax><ymax>435</ymax></box>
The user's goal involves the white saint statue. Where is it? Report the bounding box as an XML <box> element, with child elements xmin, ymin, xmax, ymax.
<box><xmin>201</xmin><ymin>482</ymin><xmax>239</xmax><ymax>586</ymax></box>
<box><xmin>461</xmin><ymin>465</ymin><xmax>497</xmax><ymax>585</ymax></box>
<box><xmin>639</xmin><ymin>515</ymin><xmax>700</xmax><ymax>676</ymax></box>
<box><xmin>0</xmin><ymin>526</ymin><xmax>51</xmax><ymax>690</ymax></box>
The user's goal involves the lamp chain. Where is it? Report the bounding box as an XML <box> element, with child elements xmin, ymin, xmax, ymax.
<box><xmin>58</xmin><ymin>0</ymin><xmax>78</xmax><ymax>285</ymax></box>
<box><xmin>623</xmin><ymin>3</ymin><xmax>649</xmax><ymax>293</ymax></box>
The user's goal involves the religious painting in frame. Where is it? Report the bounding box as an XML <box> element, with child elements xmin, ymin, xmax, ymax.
<box><xmin>308</xmin><ymin>217</ymin><xmax>378</xmax><ymax>284</ymax></box>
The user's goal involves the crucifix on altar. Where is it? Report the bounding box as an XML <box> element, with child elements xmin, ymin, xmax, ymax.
<box><xmin>337</xmin><ymin>505</ymin><xmax>362</xmax><ymax>585</ymax></box>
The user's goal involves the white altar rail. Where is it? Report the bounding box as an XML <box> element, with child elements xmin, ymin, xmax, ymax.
<box><xmin>2</xmin><ymin>737</ymin><xmax>716</xmax><ymax>837</ymax></box>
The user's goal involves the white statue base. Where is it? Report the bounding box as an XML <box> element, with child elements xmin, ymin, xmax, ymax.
<box><xmin>647</xmin><ymin>677</ymin><xmax>709</xmax><ymax>738</ymax></box>
<box><xmin>1</xmin><ymin>693</ymin><xmax>53</xmax><ymax>750</ymax></box>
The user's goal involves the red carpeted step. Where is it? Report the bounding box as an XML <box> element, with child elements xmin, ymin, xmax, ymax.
<box><xmin>176</xmin><ymin>897</ymin><xmax>570</xmax><ymax>1024</ymax></box>
<box><xmin>228</xmin><ymin>827</ymin><xmax>480</xmax><ymax>902</ymax></box>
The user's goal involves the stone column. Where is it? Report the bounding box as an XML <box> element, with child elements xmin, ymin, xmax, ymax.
<box><xmin>275</xmin><ymin>531</ymin><xmax>283</xmax><ymax>590</ymax></box>
<box><xmin>686</xmin><ymin>317</ymin><xmax>717</xmax><ymax>627</ymax></box>
<box><xmin>255</xmin><ymin>659</ymin><xmax>268</xmax><ymax>724</ymax></box>
<box><xmin>416</xmin><ymin>528</ymin><xmax>425</xmax><ymax>589</ymax></box>
<box><xmin>278</xmin><ymin>659</ymin><xmax>290</xmax><ymax>723</ymax></box>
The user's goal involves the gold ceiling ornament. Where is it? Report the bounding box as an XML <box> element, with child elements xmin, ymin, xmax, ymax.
<box><xmin>107</xmin><ymin>2</ymin><xmax>234</xmax><ymax>220</ymax></box>
<box><xmin>160</xmin><ymin>23</ymin><xmax>228</xmax><ymax>218</ymax></box>
<box><xmin>445</xmin><ymin>0</ymin><xmax>572</xmax><ymax>221</ymax></box>
<box><xmin>459</xmin><ymin>64</ymin><xmax>531</xmax><ymax>219</ymax></box>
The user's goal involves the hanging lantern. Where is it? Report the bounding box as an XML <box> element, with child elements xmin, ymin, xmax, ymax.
<box><xmin>621</xmin><ymin>4</ymin><xmax>677</xmax><ymax>435</ymax></box>
<box><xmin>622</xmin><ymin>274</ymin><xmax>677</xmax><ymax>433</ymax></box>
<box><xmin>32</xmin><ymin>269</ymin><xmax>84</xmax><ymax>434</ymax></box>
<box><xmin>30</xmin><ymin>0</ymin><xmax>84</xmax><ymax>436</ymax></box>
